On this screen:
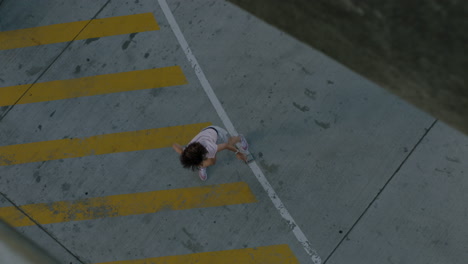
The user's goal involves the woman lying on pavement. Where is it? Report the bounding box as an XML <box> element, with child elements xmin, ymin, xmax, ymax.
<box><xmin>172</xmin><ymin>125</ymin><xmax>249</xmax><ymax>181</ymax></box>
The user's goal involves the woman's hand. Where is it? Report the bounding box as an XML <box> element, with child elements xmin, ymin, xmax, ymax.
<box><xmin>235</xmin><ymin>152</ymin><xmax>247</xmax><ymax>163</ymax></box>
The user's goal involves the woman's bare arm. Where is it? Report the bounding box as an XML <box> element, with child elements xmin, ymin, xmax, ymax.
<box><xmin>217</xmin><ymin>143</ymin><xmax>247</xmax><ymax>162</ymax></box>
<box><xmin>200</xmin><ymin>158</ymin><xmax>216</xmax><ymax>168</ymax></box>
<box><xmin>172</xmin><ymin>143</ymin><xmax>183</xmax><ymax>154</ymax></box>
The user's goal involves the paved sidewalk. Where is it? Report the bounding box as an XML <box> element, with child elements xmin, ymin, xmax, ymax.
<box><xmin>0</xmin><ymin>0</ymin><xmax>466</xmax><ymax>263</ymax></box>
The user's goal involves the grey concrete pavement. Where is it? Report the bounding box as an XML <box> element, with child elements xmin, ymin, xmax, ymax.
<box><xmin>326</xmin><ymin>122</ymin><xmax>468</xmax><ymax>263</ymax></box>
<box><xmin>0</xmin><ymin>198</ymin><xmax>77</xmax><ymax>263</ymax></box>
<box><xmin>0</xmin><ymin>0</ymin><xmax>466</xmax><ymax>263</ymax></box>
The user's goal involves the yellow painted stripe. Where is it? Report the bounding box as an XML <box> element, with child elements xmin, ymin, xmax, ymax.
<box><xmin>0</xmin><ymin>123</ymin><xmax>210</xmax><ymax>166</ymax></box>
<box><xmin>94</xmin><ymin>245</ymin><xmax>299</xmax><ymax>264</ymax></box>
<box><xmin>0</xmin><ymin>13</ymin><xmax>159</xmax><ymax>50</ymax></box>
<box><xmin>0</xmin><ymin>182</ymin><xmax>257</xmax><ymax>227</ymax></box>
<box><xmin>0</xmin><ymin>66</ymin><xmax>187</xmax><ymax>106</ymax></box>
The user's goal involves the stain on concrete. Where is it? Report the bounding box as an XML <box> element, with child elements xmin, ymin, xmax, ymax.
<box><xmin>72</xmin><ymin>224</ymin><xmax>81</xmax><ymax>233</ymax></box>
<box><xmin>181</xmin><ymin>240</ymin><xmax>204</xmax><ymax>253</ymax></box>
<box><xmin>78</xmin><ymin>204</ymin><xmax>115</xmax><ymax>219</ymax></box>
<box><xmin>230</xmin><ymin>227</ymin><xmax>240</xmax><ymax>235</ymax></box>
<box><xmin>122</xmin><ymin>32</ymin><xmax>138</xmax><ymax>50</ymax></box>
<box><xmin>26</xmin><ymin>66</ymin><xmax>43</xmax><ymax>76</ymax></box>
<box><xmin>62</xmin><ymin>183</ymin><xmax>71</xmax><ymax>192</ymax></box>
<box><xmin>445</xmin><ymin>156</ymin><xmax>460</xmax><ymax>163</ymax></box>
<box><xmin>33</xmin><ymin>171</ymin><xmax>41</xmax><ymax>183</ymax></box>
<box><xmin>141</xmin><ymin>214</ymin><xmax>153</xmax><ymax>224</ymax></box>
<box><xmin>295</xmin><ymin>62</ymin><xmax>314</xmax><ymax>75</ymax></box>
<box><xmin>181</xmin><ymin>227</ymin><xmax>204</xmax><ymax>253</ymax></box>
<box><xmin>259</xmin><ymin>159</ymin><xmax>279</xmax><ymax>173</ymax></box>
<box><xmin>149</xmin><ymin>89</ymin><xmax>161</xmax><ymax>97</ymax></box>
<box><xmin>314</xmin><ymin>120</ymin><xmax>330</xmax><ymax>129</ymax></box>
<box><xmin>36</xmin><ymin>161</ymin><xmax>46</xmax><ymax>170</ymax></box>
<box><xmin>0</xmin><ymin>155</ymin><xmax>13</xmax><ymax>166</ymax></box>
<box><xmin>434</xmin><ymin>167</ymin><xmax>453</xmax><ymax>177</ymax></box>
<box><xmin>159</xmin><ymin>204</ymin><xmax>174</xmax><ymax>212</ymax></box>
<box><xmin>293</xmin><ymin>102</ymin><xmax>310</xmax><ymax>112</ymax></box>
<box><xmin>258</xmin><ymin>152</ymin><xmax>263</xmax><ymax>158</ymax></box>
<box><xmin>37</xmin><ymin>124</ymin><xmax>42</xmax><ymax>131</ymax></box>
<box><xmin>182</xmin><ymin>228</ymin><xmax>196</xmax><ymax>240</ymax></box>
<box><xmin>85</xmin><ymin>37</ymin><xmax>100</xmax><ymax>45</ymax></box>
<box><xmin>49</xmin><ymin>110</ymin><xmax>56</xmax><ymax>117</ymax></box>
<box><xmin>327</xmin><ymin>80</ymin><xmax>334</xmax><ymax>84</ymax></box>
<box><xmin>74</xmin><ymin>65</ymin><xmax>81</xmax><ymax>74</ymax></box>
<box><xmin>18</xmin><ymin>64</ymin><xmax>23</xmax><ymax>69</ymax></box>
<box><xmin>144</xmin><ymin>52</ymin><xmax>150</xmax><ymax>58</ymax></box>
<box><xmin>222</xmin><ymin>205</ymin><xmax>231</xmax><ymax>212</ymax></box>
<box><xmin>211</xmin><ymin>28</ymin><xmax>222</xmax><ymax>37</ymax></box>
<box><xmin>304</xmin><ymin>88</ymin><xmax>316</xmax><ymax>100</ymax></box>
<box><xmin>0</xmin><ymin>78</ymin><xmax>4</xmax><ymax>83</ymax></box>
<box><xmin>137</xmin><ymin>105</ymin><xmax>146</xmax><ymax>115</ymax></box>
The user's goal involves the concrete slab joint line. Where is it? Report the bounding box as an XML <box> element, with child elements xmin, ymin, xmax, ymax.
<box><xmin>0</xmin><ymin>192</ymin><xmax>86</xmax><ymax>264</ymax></box>
<box><xmin>0</xmin><ymin>1</ymin><xmax>114</xmax><ymax>263</ymax></box>
<box><xmin>322</xmin><ymin>119</ymin><xmax>438</xmax><ymax>264</ymax></box>
<box><xmin>157</xmin><ymin>0</ymin><xmax>322</xmax><ymax>263</ymax></box>
<box><xmin>0</xmin><ymin>0</ymin><xmax>112</xmax><ymax>124</ymax></box>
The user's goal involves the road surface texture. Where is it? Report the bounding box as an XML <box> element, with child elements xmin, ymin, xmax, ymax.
<box><xmin>0</xmin><ymin>0</ymin><xmax>466</xmax><ymax>263</ymax></box>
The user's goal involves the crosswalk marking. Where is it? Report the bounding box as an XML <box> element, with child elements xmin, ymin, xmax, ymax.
<box><xmin>0</xmin><ymin>66</ymin><xmax>187</xmax><ymax>106</ymax></box>
<box><xmin>0</xmin><ymin>12</ymin><xmax>159</xmax><ymax>50</ymax></box>
<box><xmin>0</xmin><ymin>182</ymin><xmax>257</xmax><ymax>227</ymax></box>
<box><xmin>0</xmin><ymin>123</ymin><xmax>210</xmax><ymax>166</ymax></box>
<box><xmin>93</xmin><ymin>244</ymin><xmax>299</xmax><ymax>264</ymax></box>
<box><xmin>0</xmin><ymin>5</ymin><xmax>295</xmax><ymax>263</ymax></box>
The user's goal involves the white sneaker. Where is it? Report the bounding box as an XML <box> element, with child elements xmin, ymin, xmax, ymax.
<box><xmin>198</xmin><ymin>167</ymin><xmax>208</xmax><ymax>181</ymax></box>
<box><xmin>239</xmin><ymin>134</ymin><xmax>249</xmax><ymax>152</ymax></box>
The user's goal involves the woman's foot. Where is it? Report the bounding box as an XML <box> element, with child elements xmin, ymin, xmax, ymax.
<box><xmin>238</xmin><ymin>134</ymin><xmax>249</xmax><ymax>152</ymax></box>
<box><xmin>198</xmin><ymin>167</ymin><xmax>208</xmax><ymax>181</ymax></box>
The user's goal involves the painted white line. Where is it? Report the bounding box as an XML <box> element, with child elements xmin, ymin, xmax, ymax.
<box><xmin>157</xmin><ymin>1</ymin><xmax>322</xmax><ymax>263</ymax></box>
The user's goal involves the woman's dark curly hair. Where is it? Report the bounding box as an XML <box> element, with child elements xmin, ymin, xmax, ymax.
<box><xmin>180</xmin><ymin>142</ymin><xmax>208</xmax><ymax>171</ymax></box>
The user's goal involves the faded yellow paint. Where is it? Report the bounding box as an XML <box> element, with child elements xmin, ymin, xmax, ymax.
<box><xmin>94</xmin><ymin>245</ymin><xmax>299</xmax><ymax>264</ymax></box>
<box><xmin>0</xmin><ymin>66</ymin><xmax>187</xmax><ymax>106</ymax></box>
<box><xmin>0</xmin><ymin>13</ymin><xmax>159</xmax><ymax>50</ymax></box>
<box><xmin>0</xmin><ymin>123</ymin><xmax>210</xmax><ymax>166</ymax></box>
<box><xmin>0</xmin><ymin>182</ymin><xmax>257</xmax><ymax>227</ymax></box>
<box><xmin>0</xmin><ymin>206</ymin><xmax>35</xmax><ymax>227</ymax></box>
